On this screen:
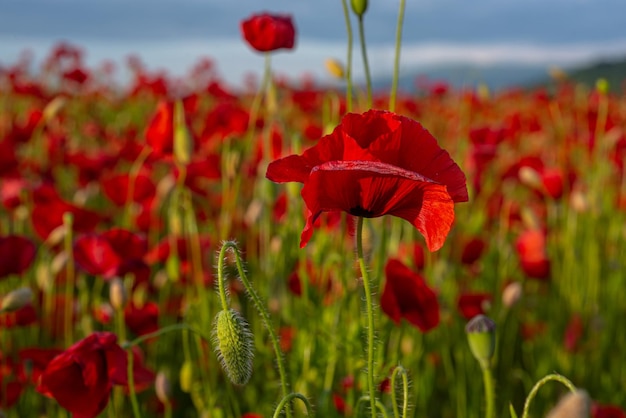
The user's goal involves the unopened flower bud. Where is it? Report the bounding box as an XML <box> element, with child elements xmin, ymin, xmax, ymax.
<box><xmin>350</xmin><ymin>0</ymin><xmax>368</xmax><ymax>17</ymax></box>
<box><xmin>179</xmin><ymin>361</ymin><xmax>194</xmax><ymax>393</ymax></box>
<box><xmin>1</xmin><ymin>287</ymin><xmax>33</xmax><ymax>312</ymax></box>
<box><xmin>466</xmin><ymin>314</ymin><xmax>496</xmax><ymax>368</ymax></box>
<box><xmin>173</xmin><ymin>100</ymin><xmax>192</xmax><ymax>166</ymax></box>
<box><xmin>155</xmin><ymin>371</ymin><xmax>171</xmax><ymax>404</ymax></box>
<box><xmin>109</xmin><ymin>278</ymin><xmax>127</xmax><ymax>310</ymax></box>
<box><xmin>213</xmin><ymin>309</ymin><xmax>254</xmax><ymax>385</ymax></box>
<box><xmin>546</xmin><ymin>389</ymin><xmax>590</xmax><ymax>418</ymax></box>
<box><xmin>596</xmin><ymin>78</ymin><xmax>609</xmax><ymax>95</ymax></box>
<box><xmin>502</xmin><ymin>281</ymin><xmax>523</xmax><ymax>309</ymax></box>
<box><xmin>325</xmin><ymin>58</ymin><xmax>345</xmax><ymax>79</ymax></box>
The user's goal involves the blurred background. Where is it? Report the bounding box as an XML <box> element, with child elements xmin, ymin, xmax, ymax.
<box><xmin>1</xmin><ymin>0</ymin><xmax>625</xmax><ymax>91</ymax></box>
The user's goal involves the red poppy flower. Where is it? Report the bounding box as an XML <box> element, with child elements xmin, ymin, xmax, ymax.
<box><xmin>31</xmin><ymin>184</ymin><xmax>102</xmax><ymax>240</ymax></box>
<box><xmin>145</xmin><ymin>100</ymin><xmax>174</xmax><ymax>157</ymax></box>
<box><xmin>36</xmin><ymin>332</ymin><xmax>128</xmax><ymax>418</ymax></box>
<box><xmin>240</xmin><ymin>13</ymin><xmax>296</xmax><ymax>53</ymax></box>
<box><xmin>0</xmin><ymin>235</ymin><xmax>37</xmax><ymax>279</ymax></box>
<box><xmin>266</xmin><ymin>109</ymin><xmax>468</xmax><ymax>251</ymax></box>
<box><xmin>381</xmin><ymin>258</ymin><xmax>439</xmax><ymax>332</ymax></box>
<box><xmin>592</xmin><ymin>403</ymin><xmax>626</xmax><ymax>418</ymax></box>
<box><xmin>515</xmin><ymin>229</ymin><xmax>551</xmax><ymax>280</ymax></box>
<box><xmin>457</xmin><ymin>292</ymin><xmax>492</xmax><ymax>320</ymax></box>
<box><xmin>73</xmin><ymin>228</ymin><xmax>149</xmax><ymax>282</ymax></box>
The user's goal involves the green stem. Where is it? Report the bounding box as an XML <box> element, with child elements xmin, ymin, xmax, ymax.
<box><xmin>62</xmin><ymin>212</ymin><xmax>75</xmax><ymax>347</ymax></box>
<box><xmin>127</xmin><ymin>349</ymin><xmax>142</xmax><ymax>418</ymax></box>
<box><xmin>218</xmin><ymin>241</ymin><xmax>292</xmax><ymax>418</ymax></box>
<box><xmin>389</xmin><ymin>0</ymin><xmax>407</xmax><ymax>112</ymax></box>
<box><xmin>357</xmin><ymin>15</ymin><xmax>373</xmax><ymax>108</ymax></box>
<box><xmin>356</xmin><ymin>217</ymin><xmax>377</xmax><ymax>418</ymax></box>
<box><xmin>272</xmin><ymin>393</ymin><xmax>314</xmax><ymax>418</ymax></box>
<box><xmin>390</xmin><ymin>366</ymin><xmax>409</xmax><ymax>418</ymax></box>
<box><xmin>481</xmin><ymin>365</ymin><xmax>495</xmax><ymax>418</ymax></box>
<box><xmin>520</xmin><ymin>374</ymin><xmax>577</xmax><ymax>418</ymax></box>
<box><xmin>356</xmin><ymin>396</ymin><xmax>390</xmax><ymax>418</ymax></box>
<box><xmin>340</xmin><ymin>0</ymin><xmax>354</xmax><ymax>112</ymax></box>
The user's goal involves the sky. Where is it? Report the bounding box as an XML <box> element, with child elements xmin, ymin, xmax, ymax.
<box><xmin>1</xmin><ymin>0</ymin><xmax>625</xmax><ymax>88</ymax></box>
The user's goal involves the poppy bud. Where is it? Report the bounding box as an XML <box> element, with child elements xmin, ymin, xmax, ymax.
<box><xmin>325</xmin><ymin>58</ymin><xmax>345</xmax><ymax>79</ymax></box>
<box><xmin>173</xmin><ymin>100</ymin><xmax>192</xmax><ymax>166</ymax></box>
<box><xmin>1</xmin><ymin>287</ymin><xmax>33</xmax><ymax>312</ymax></box>
<box><xmin>546</xmin><ymin>390</ymin><xmax>590</xmax><ymax>418</ymax></box>
<box><xmin>502</xmin><ymin>281</ymin><xmax>523</xmax><ymax>309</ymax></box>
<box><xmin>165</xmin><ymin>254</ymin><xmax>181</xmax><ymax>282</ymax></box>
<box><xmin>466</xmin><ymin>314</ymin><xmax>496</xmax><ymax>368</ymax></box>
<box><xmin>155</xmin><ymin>371</ymin><xmax>171</xmax><ymax>404</ymax></box>
<box><xmin>109</xmin><ymin>278</ymin><xmax>127</xmax><ymax>311</ymax></box>
<box><xmin>350</xmin><ymin>0</ymin><xmax>368</xmax><ymax>16</ymax></box>
<box><xmin>596</xmin><ymin>78</ymin><xmax>609</xmax><ymax>95</ymax></box>
<box><xmin>42</xmin><ymin>96</ymin><xmax>66</xmax><ymax>124</ymax></box>
<box><xmin>213</xmin><ymin>309</ymin><xmax>254</xmax><ymax>385</ymax></box>
<box><xmin>179</xmin><ymin>361</ymin><xmax>194</xmax><ymax>393</ymax></box>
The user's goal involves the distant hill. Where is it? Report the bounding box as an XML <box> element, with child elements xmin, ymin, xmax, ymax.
<box><xmin>530</xmin><ymin>57</ymin><xmax>626</xmax><ymax>93</ymax></box>
<box><xmin>370</xmin><ymin>57</ymin><xmax>626</xmax><ymax>94</ymax></box>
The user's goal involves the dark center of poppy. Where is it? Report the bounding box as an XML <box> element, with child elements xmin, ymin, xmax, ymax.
<box><xmin>349</xmin><ymin>205</ymin><xmax>375</xmax><ymax>217</ymax></box>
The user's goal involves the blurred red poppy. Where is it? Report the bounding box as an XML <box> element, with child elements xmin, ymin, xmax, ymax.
<box><xmin>37</xmin><ymin>332</ymin><xmax>128</xmax><ymax>417</ymax></box>
<box><xmin>592</xmin><ymin>403</ymin><xmax>626</xmax><ymax>418</ymax></box>
<box><xmin>0</xmin><ymin>235</ymin><xmax>36</xmax><ymax>279</ymax></box>
<box><xmin>515</xmin><ymin>229</ymin><xmax>551</xmax><ymax>280</ymax></box>
<box><xmin>457</xmin><ymin>292</ymin><xmax>492</xmax><ymax>319</ymax></box>
<box><xmin>240</xmin><ymin>13</ymin><xmax>296</xmax><ymax>53</ymax></box>
<box><xmin>73</xmin><ymin>228</ymin><xmax>149</xmax><ymax>283</ymax></box>
<box><xmin>266</xmin><ymin>109</ymin><xmax>468</xmax><ymax>251</ymax></box>
<box><xmin>31</xmin><ymin>184</ymin><xmax>102</xmax><ymax>240</ymax></box>
<box><xmin>381</xmin><ymin>258</ymin><xmax>439</xmax><ymax>332</ymax></box>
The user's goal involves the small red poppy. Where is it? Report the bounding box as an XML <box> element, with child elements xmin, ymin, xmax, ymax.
<box><xmin>240</xmin><ymin>13</ymin><xmax>296</xmax><ymax>53</ymax></box>
<box><xmin>381</xmin><ymin>258</ymin><xmax>440</xmax><ymax>332</ymax></box>
<box><xmin>266</xmin><ymin>109</ymin><xmax>468</xmax><ymax>251</ymax></box>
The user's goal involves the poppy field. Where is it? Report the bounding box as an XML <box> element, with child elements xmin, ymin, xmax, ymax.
<box><xmin>1</xmin><ymin>3</ymin><xmax>626</xmax><ymax>418</ymax></box>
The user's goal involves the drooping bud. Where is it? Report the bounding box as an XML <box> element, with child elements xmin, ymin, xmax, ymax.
<box><xmin>1</xmin><ymin>287</ymin><xmax>33</xmax><ymax>312</ymax></box>
<box><xmin>466</xmin><ymin>314</ymin><xmax>496</xmax><ymax>369</ymax></box>
<box><xmin>213</xmin><ymin>309</ymin><xmax>254</xmax><ymax>385</ymax></box>
<box><xmin>350</xmin><ymin>0</ymin><xmax>368</xmax><ymax>17</ymax></box>
<box><xmin>546</xmin><ymin>389</ymin><xmax>591</xmax><ymax>418</ymax></box>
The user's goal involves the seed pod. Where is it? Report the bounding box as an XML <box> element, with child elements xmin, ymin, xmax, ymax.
<box><xmin>465</xmin><ymin>314</ymin><xmax>496</xmax><ymax>369</ymax></box>
<box><xmin>155</xmin><ymin>371</ymin><xmax>171</xmax><ymax>404</ymax></box>
<box><xmin>213</xmin><ymin>309</ymin><xmax>254</xmax><ymax>385</ymax></box>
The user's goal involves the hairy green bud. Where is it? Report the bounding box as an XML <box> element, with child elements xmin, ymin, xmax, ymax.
<box><xmin>213</xmin><ymin>309</ymin><xmax>254</xmax><ymax>385</ymax></box>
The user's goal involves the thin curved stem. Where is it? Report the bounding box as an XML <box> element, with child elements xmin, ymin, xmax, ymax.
<box><xmin>389</xmin><ymin>0</ymin><xmax>406</xmax><ymax>112</ymax></box>
<box><xmin>521</xmin><ymin>373</ymin><xmax>577</xmax><ymax>418</ymax></box>
<box><xmin>127</xmin><ymin>349</ymin><xmax>142</xmax><ymax>418</ymax></box>
<box><xmin>357</xmin><ymin>15</ymin><xmax>373</xmax><ymax>108</ymax></box>
<box><xmin>340</xmin><ymin>0</ymin><xmax>354</xmax><ymax>112</ymax></box>
<box><xmin>390</xmin><ymin>366</ymin><xmax>409</xmax><ymax>418</ymax></box>
<box><xmin>218</xmin><ymin>241</ymin><xmax>292</xmax><ymax>418</ymax></box>
<box><xmin>356</xmin><ymin>217</ymin><xmax>377</xmax><ymax>418</ymax></box>
<box><xmin>272</xmin><ymin>393</ymin><xmax>314</xmax><ymax>418</ymax></box>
